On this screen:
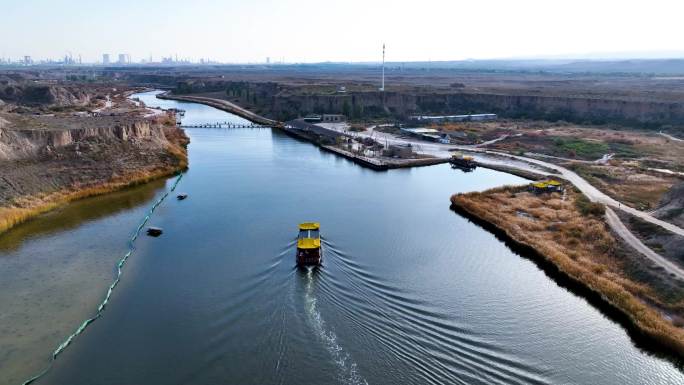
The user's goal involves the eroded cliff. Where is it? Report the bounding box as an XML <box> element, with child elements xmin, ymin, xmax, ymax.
<box><xmin>0</xmin><ymin>114</ymin><xmax>188</xmax><ymax>233</ymax></box>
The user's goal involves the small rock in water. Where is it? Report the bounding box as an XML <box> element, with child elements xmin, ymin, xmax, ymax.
<box><xmin>147</xmin><ymin>227</ymin><xmax>163</xmax><ymax>237</ymax></box>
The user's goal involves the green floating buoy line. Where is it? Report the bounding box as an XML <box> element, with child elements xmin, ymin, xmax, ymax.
<box><xmin>21</xmin><ymin>173</ymin><xmax>184</xmax><ymax>385</ymax></box>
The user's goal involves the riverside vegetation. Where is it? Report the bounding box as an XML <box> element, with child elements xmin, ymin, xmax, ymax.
<box><xmin>451</xmin><ymin>186</ymin><xmax>684</xmax><ymax>356</ymax></box>
<box><xmin>0</xmin><ymin>114</ymin><xmax>188</xmax><ymax>235</ymax></box>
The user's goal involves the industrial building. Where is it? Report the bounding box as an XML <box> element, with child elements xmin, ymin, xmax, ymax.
<box><xmin>400</xmin><ymin>127</ymin><xmax>442</xmax><ymax>141</ymax></box>
<box><xmin>302</xmin><ymin>114</ymin><xmax>347</xmax><ymax>123</ymax></box>
<box><xmin>384</xmin><ymin>143</ymin><xmax>414</xmax><ymax>158</ymax></box>
<box><xmin>322</xmin><ymin>114</ymin><xmax>346</xmax><ymax>122</ymax></box>
<box><xmin>287</xmin><ymin>119</ymin><xmax>344</xmax><ymax>143</ymax></box>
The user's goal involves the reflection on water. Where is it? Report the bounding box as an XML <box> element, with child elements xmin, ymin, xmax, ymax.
<box><xmin>0</xmin><ymin>179</ymin><xmax>170</xmax><ymax>385</ymax></box>
<box><xmin>3</xmin><ymin>91</ymin><xmax>683</xmax><ymax>385</ymax></box>
<box><xmin>0</xmin><ymin>179</ymin><xmax>166</xmax><ymax>252</ymax></box>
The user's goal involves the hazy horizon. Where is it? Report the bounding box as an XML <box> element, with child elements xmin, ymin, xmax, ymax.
<box><xmin>3</xmin><ymin>0</ymin><xmax>683</xmax><ymax>64</ymax></box>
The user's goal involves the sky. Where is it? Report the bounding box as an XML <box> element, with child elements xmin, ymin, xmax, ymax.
<box><xmin>2</xmin><ymin>0</ymin><xmax>683</xmax><ymax>63</ymax></box>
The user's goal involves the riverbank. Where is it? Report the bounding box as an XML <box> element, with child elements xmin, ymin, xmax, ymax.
<box><xmin>0</xmin><ymin>165</ymin><xmax>184</xmax><ymax>235</ymax></box>
<box><xmin>451</xmin><ymin>186</ymin><xmax>684</xmax><ymax>358</ymax></box>
<box><xmin>0</xmin><ymin>117</ymin><xmax>188</xmax><ymax>235</ymax></box>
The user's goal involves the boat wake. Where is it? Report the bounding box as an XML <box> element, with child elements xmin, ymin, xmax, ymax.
<box><xmin>320</xmin><ymin>240</ymin><xmax>551</xmax><ymax>385</ymax></box>
<box><xmin>303</xmin><ymin>268</ymin><xmax>369</xmax><ymax>385</ymax></box>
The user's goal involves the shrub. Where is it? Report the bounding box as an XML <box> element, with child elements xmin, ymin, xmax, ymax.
<box><xmin>575</xmin><ymin>194</ymin><xmax>605</xmax><ymax>217</ymax></box>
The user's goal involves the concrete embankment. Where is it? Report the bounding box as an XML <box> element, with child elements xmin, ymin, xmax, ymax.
<box><xmin>472</xmin><ymin>161</ymin><xmax>549</xmax><ymax>181</ymax></box>
<box><xmin>280</xmin><ymin>124</ymin><xmax>448</xmax><ymax>170</ymax></box>
<box><xmin>321</xmin><ymin>145</ymin><xmax>448</xmax><ymax>170</ymax></box>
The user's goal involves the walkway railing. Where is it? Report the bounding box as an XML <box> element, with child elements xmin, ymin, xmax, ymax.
<box><xmin>180</xmin><ymin>122</ymin><xmax>270</xmax><ymax>128</ymax></box>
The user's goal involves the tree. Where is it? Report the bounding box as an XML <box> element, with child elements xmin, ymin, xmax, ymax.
<box><xmin>353</xmin><ymin>104</ymin><xmax>363</xmax><ymax>119</ymax></box>
<box><xmin>342</xmin><ymin>99</ymin><xmax>351</xmax><ymax>117</ymax></box>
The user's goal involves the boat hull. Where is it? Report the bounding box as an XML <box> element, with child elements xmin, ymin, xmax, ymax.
<box><xmin>296</xmin><ymin>247</ymin><xmax>321</xmax><ymax>266</ymax></box>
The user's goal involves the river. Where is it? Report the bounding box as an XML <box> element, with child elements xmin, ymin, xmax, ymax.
<box><xmin>1</xmin><ymin>90</ymin><xmax>682</xmax><ymax>385</ymax></box>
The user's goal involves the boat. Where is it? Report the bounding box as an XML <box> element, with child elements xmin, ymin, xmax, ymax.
<box><xmin>449</xmin><ymin>152</ymin><xmax>476</xmax><ymax>171</ymax></box>
<box><xmin>177</xmin><ymin>193</ymin><xmax>188</xmax><ymax>200</ymax></box>
<box><xmin>147</xmin><ymin>227</ymin><xmax>163</xmax><ymax>237</ymax></box>
<box><xmin>296</xmin><ymin>222</ymin><xmax>321</xmax><ymax>266</ymax></box>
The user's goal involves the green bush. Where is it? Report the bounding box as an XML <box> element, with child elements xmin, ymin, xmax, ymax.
<box><xmin>575</xmin><ymin>194</ymin><xmax>605</xmax><ymax>217</ymax></box>
<box><xmin>553</xmin><ymin>137</ymin><xmax>609</xmax><ymax>159</ymax></box>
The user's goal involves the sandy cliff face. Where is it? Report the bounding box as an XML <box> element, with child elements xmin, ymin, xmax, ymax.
<box><xmin>18</xmin><ymin>122</ymin><xmax>152</xmax><ymax>152</ymax></box>
<box><xmin>0</xmin><ymin>120</ymin><xmax>166</xmax><ymax>161</ymax></box>
<box><xmin>0</xmin><ymin>83</ymin><xmax>91</xmax><ymax>107</ymax></box>
<box><xmin>266</xmin><ymin>91</ymin><xmax>684</xmax><ymax>126</ymax></box>
<box><xmin>187</xmin><ymin>79</ymin><xmax>683</xmax><ymax>127</ymax></box>
<box><xmin>0</xmin><ymin>117</ymin><xmax>188</xmax><ymax>216</ymax></box>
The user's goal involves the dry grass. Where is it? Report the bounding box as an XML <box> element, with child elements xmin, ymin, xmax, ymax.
<box><xmin>0</xmin><ymin>127</ymin><xmax>189</xmax><ymax>235</ymax></box>
<box><xmin>451</xmin><ymin>186</ymin><xmax>684</xmax><ymax>356</ymax></box>
<box><xmin>571</xmin><ymin>164</ymin><xmax>679</xmax><ymax>210</ymax></box>
<box><xmin>0</xmin><ymin>166</ymin><xmax>181</xmax><ymax>235</ymax></box>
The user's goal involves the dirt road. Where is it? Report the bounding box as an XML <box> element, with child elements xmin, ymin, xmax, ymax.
<box><xmin>158</xmin><ymin>93</ymin><xmax>278</xmax><ymax>126</ymax></box>
<box><xmin>605</xmin><ymin>208</ymin><xmax>684</xmax><ymax>280</ymax></box>
<box><xmin>458</xmin><ymin>146</ymin><xmax>684</xmax><ymax>238</ymax></box>
<box><xmin>659</xmin><ymin>131</ymin><xmax>684</xmax><ymax>142</ymax></box>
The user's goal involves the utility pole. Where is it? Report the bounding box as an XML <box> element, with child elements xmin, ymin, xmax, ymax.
<box><xmin>380</xmin><ymin>43</ymin><xmax>385</xmax><ymax>92</ymax></box>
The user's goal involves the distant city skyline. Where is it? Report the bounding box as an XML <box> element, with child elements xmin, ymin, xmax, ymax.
<box><xmin>2</xmin><ymin>0</ymin><xmax>683</xmax><ymax>63</ymax></box>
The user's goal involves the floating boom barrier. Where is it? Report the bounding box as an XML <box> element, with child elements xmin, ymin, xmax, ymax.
<box><xmin>21</xmin><ymin>173</ymin><xmax>184</xmax><ymax>385</ymax></box>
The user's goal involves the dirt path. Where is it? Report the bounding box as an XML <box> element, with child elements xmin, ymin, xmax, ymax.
<box><xmin>605</xmin><ymin>208</ymin><xmax>684</xmax><ymax>280</ymax></box>
<box><xmin>523</xmin><ymin>152</ymin><xmax>613</xmax><ymax>165</ymax></box>
<box><xmin>92</xmin><ymin>95</ymin><xmax>112</xmax><ymax>113</ymax></box>
<box><xmin>158</xmin><ymin>93</ymin><xmax>278</xmax><ymax>126</ymax></box>
<box><xmin>474</xmin><ymin>133</ymin><xmax>522</xmax><ymax>147</ymax></box>
<box><xmin>659</xmin><ymin>131</ymin><xmax>684</xmax><ymax>142</ymax></box>
<box><xmin>459</xmin><ymin>147</ymin><xmax>684</xmax><ymax>238</ymax></box>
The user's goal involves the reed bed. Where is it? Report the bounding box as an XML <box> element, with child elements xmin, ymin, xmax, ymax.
<box><xmin>0</xmin><ymin>166</ymin><xmax>183</xmax><ymax>235</ymax></box>
<box><xmin>0</xmin><ymin>127</ymin><xmax>188</xmax><ymax>236</ymax></box>
<box><xmin>451</xmin><ymin>186</ymin><xmax>684</xmax><ymax>356</ymax></box>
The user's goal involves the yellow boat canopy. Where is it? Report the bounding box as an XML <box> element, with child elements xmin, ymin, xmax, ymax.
<box><xmin>451</xmin><ymin>153</ymin><xmax>473</xmax><ymax>161</ymax></box>
<box><xmin>532</xmin><ymin>180</ymin><xmax>562</xmax><ymax>189</ymax></box>
<box><xmin>299</xmin><ymin>222</ymin><xmax>320</xmax><ymax>231</ymax></box>
<box><xmin>297</xmin><ymin>238</ymin><xmax>321</xmax><ymax>250</ymax></box>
